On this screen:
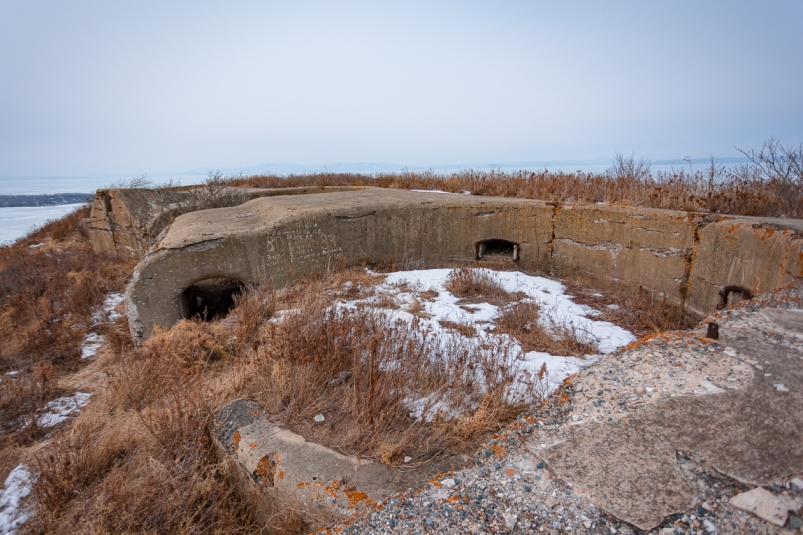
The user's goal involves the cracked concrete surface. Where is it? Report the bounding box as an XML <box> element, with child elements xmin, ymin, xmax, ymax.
<box><xmin>533</xmin><ymin>287</ymin><xmax>803</xmax><ymax>530</ymax></box>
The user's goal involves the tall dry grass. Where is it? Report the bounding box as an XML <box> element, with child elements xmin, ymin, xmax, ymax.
<box><xmin>0</xmin><ymin>205</ymin><xmax>133</xmax><ymax>474</ymax></box>
<box><xmin>222</xmin><ymin>139</ymin><xmax>803</xmax><ymax>218</ymax></box>
<box><xmin>239</xmin><ymin>278</ymin><xmax>546</xmax><ymax>464</ymax></box>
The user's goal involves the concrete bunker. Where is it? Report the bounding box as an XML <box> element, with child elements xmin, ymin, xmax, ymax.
<box><xmin>179</xmin><ymin>277</ymin><xmax>244</xmax><ymax>321</ymax></box>
<box><xmin>98</xmin><ymin>187</ymin><xmax>803</xmax><ymax>342</ymax></box>
<box><xmin>476</xmin><ymin>238</ymin><xmax>520</xmax><ymax>261</ymax></box>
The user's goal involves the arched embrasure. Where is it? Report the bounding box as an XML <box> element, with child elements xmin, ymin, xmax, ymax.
<box><xmin>180</xmin><ymin>277</ymin><xmax>244</xmax><ymax>321</ymax></box>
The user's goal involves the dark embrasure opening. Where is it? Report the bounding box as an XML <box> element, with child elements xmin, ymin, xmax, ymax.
<box><xmin>476</xmin><ymin>239</ymin><xmax>519</xmax><ymax>261</ymax></box>
<box><xmin>180</xmin><ymin>278</ymin><xmax>244</xmax><ymax>321</ymax></box>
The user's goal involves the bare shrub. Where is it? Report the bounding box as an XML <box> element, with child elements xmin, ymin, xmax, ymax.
<box><xmin>246</xmin><ymin>296</ymin><xmax>545</xmax><ymax>463</ymax></box>
<box><xmin>446</xmin><ymin>268</ymin><xmax>521</xmax><ymax>306</ymax></box>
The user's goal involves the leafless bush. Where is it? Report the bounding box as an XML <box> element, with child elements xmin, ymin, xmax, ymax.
<box><xmin>607</xmin><ymin>152</ymin><xmax>652</xmax><ymax>182</ymax></box>
<box><xmin>446</xmin><ymin>268</ymin><xmax>522</xmax><ymax>306</ymax></box>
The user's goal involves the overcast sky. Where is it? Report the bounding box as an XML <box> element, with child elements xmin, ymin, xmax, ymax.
<box><xmin>1</xmin><ymin>1</ymin><xmax>801</xmax><ymax>176</ymax></box>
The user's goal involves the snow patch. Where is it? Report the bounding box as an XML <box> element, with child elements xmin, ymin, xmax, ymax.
<box><xmin>332</xmin><ymin>268</ymin><xmax>636</xmax><ymax>421</ymax></box>
<box><xmin>81</xmin><ymin>333</ymin><xmax>104</xmax><ymax>359</ymax></box>
<box><xmin>0</xmin><ymin>464</ymin><xmax>36</xmax><ymax>535</ymax></box>
<box><xmin>37</xmin><ymin>392</ymin><xmax>91</xmax><ymax>428</ymax></box>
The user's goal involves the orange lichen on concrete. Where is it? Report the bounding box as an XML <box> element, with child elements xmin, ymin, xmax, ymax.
<box><xmin>325</xmin><ymin>479</ymin><xmax>342</xmax><ymax>499</ymax></box>
<box><xmin>231</xmin><ymin>431</ymin><xmax>241</xmax><ymax>450</ymax></box>
<box><xmin>344</xmin><ymin>487</ymin><xmax>370</xmax><ymax>508</ymax></box>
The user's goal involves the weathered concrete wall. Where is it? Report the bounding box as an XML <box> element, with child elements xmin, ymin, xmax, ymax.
<box><xmin>552</xmin><ymin>204</ymin><xmax>694</xmax><ymax>304</ymax></box>
<box><xmin>87</xmin><ymin>185</ymin><xmax>372</xmax><ymax>261</ymax></box>
<box><xmin>686</xmin><ymin>217</ymin><xmax>803</xmax><ymax>313</ymax></box>
<box><xmin>126</xmin><ymin>189</ymin><xmax>554</xmax><ymax>340</ymax></box>
<box><xmin>121</xmin><ymin>187</ymin><xmax>803</xmax><ymax>341</ymax></box>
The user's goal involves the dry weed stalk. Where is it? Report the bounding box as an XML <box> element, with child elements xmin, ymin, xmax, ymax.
<box><xmin>221</xmin><ymin>138</ymin><xmax>803</xmax><ymax>218</ymax></box>
<box><xmin>446</xmin><ymin>268</ymin><xmax>522</xmax><ymax>306</ymax></box>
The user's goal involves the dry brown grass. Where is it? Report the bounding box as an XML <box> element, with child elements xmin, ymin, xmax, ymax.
<box><xmin>494</xmin><ymin>301</ymin><xmax>598</xmax><ymax>357</ymax></box>
<box><xmin>560</xmin><ymin>276</ymin><xmax>697</xmax><ymax>338</ymax></box>
<box><xmin>27</xmin><ymin>320</ymin><xmax>258</xmax><ymax>534</ymax></box>
<box><xmin>0</xmin><ymin>206</ymin><xmax>133</xmax><ymax>481</ymax></box>
<box><xmin>445</xmin><ymin>268</ymin><xmax>523</xmax><ymax>306</ymax></box>
<box><xmin>233</xmin><ymin>274</ymin><xmax>545</xmax><ymax>464</ymax></box>
<box><xmin>226</xmin><ymin>166</ymin><xmax>803</xmax><ymax>217</ymax></box>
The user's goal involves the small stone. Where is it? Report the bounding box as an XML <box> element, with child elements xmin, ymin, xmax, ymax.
<box><xmin>583</xmin><ymin>520</ymin><xmax>592</xmax><ymax>529</ymax></box>
<box><xmin>536</xmin><ymin>461</ymin><xmax>545</xmax><ymax>469</ymax></box>
<box><xmin>504</xmin><ymin>467</ymin><xmax>517</xmax><ymax>476</ymax></box>
<box><xmin>441</xmin><ymin>478</ymin><xmax>456</xmax><ymax>488</ymax></box>
<box><xmin>774</xmin><ymin>382</ymin><xmax>790</xmax><ymax>392</ymax></box>
<box><xmin>703</xmin><ymin>519</ymin><xmax>717</xmax><ymax>532</ymax></box>
<box><xmin>791</xmin><ymin>477</ymin><xmax>803</xmax><ymax>492</ymax></box>
<box><xmin>702</xmin><ymin>501</ymin><xmax>711</xmax><ymax>510</ymax></box>
<box><xmin>425</xmin><ymin>517</ymin><xmax>433</xmax><ymax>526</ymax></box>
<box><xmin>609</xmin><ymin>527</ymin><xmax>617</xmax><ymax>534</ymax></box>
<box><xmin>789</xmin><ymin>515</ymin><xmax>802</xmax><ymax>529</ymax></box>
<box><xmin>314</xmin><ymin>413</ymin><xmax>325</xmax><ymax>423</ymax></box>
<box><xmin>493</xmin><ymin>462</ymin><xmax>502</xmax><ymax>470</ymax></box>
<box><xmin>503</xmin><ymin>512</ymin><xmax>518</xmax><ymax>529</ymax></box>
<box><xmin>523</xmin><ymin>485</ymin><xmax>532</xmax><ymax>492</ymax></box>
<box><xmin>730</xmin><ymin>487</ymin><xmax>788</xmax><ymax>526</ymax></box>
<box><xmin>404</xmin><ymin>456</ymin><xmax>412</xmax><ymax>463</ymax></box>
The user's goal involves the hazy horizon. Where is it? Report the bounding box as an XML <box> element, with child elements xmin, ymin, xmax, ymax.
<box><xmin>1</xmin><ymin>1</ymin><xmax>801</xmax><ymax>178</ymax></box>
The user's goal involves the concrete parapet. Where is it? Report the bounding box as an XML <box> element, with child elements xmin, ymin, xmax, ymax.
<box><xmin>87</xmin><ymin>185</ymin><xmax>372</xmax><ymax>261</ymax></box>
<box><xmin>686</xmin><ymin>217</ymin><xmax>803</xmax><ymax>314</ymax></box>
<box><xmin>126</xmin><ymin>189</ymin><xmax>553</xmax><ymax>340</ymax></box>
<box><xmin>551</xmin><ymin>204</ymin><xmax>694</xmax><ymax>303</ymax></box>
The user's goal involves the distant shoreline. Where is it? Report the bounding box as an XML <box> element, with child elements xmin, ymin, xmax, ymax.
<box><xmin>0</xmin><ymin>193</ymin><xmax>92</xmax><ymax>208</ymax></box>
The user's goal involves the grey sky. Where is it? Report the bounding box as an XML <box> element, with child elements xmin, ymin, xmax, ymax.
<box><xmin>1</xmin><ymin>1</ymin><xmax>801</xmax><ymax>176</ymax></box>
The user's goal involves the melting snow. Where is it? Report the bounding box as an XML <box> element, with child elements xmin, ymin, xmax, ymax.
<box><xmin>92</xmin><ymin>292</ymin><xmax>124</xmax><ymax>324</ymax></box>
<box><xmin>0</xmin><ymin>464</ymin><xmax>36</xmax><ymax>535</ymax></box>
<box><xmin>82</xmin><ymin>292</ymin><xmax>124</xmax><ymax>359</ymax></box>
<box><xmin>332</xmin><ymin>268</ymin><xmax>636</xmax><ymax>420</ymax></box>
<box><xmin>81</xmin><ymin>333</ymin><xmax>104</xmax><ymax>359</ymax></box>
<box><xmin>37</xmin><ymin>392</ymin><xmax>91</xmax><ymax>428</ymax></box>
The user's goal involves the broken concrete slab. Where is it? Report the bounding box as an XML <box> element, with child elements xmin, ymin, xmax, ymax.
<box><xmin>730</xmin><ymin>487</ymin><xmax>789</xmax><ymax>526</ymax></box>
<box><xmin>214</xmin><ymin>400</ymin><xmax>466</xmax><ymax>531</ymax></box>
<box><xmin>527</xmin><ymin>290</ymin><xmax>803</xmax><ymax>530</ymax></box>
